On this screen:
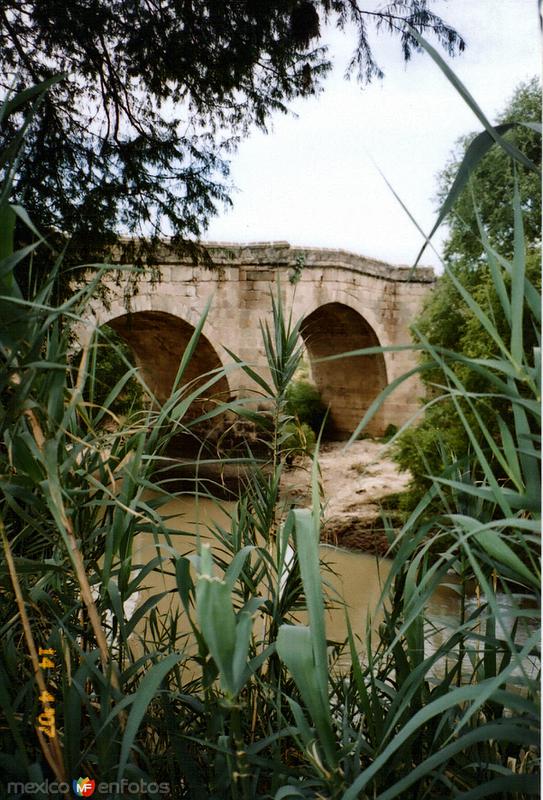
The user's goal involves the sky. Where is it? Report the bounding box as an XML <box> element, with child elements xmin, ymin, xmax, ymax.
<box><xmin>204</xmin><ymin>0</ymin><xmax>540</xmax><ymax>272</ymax></box>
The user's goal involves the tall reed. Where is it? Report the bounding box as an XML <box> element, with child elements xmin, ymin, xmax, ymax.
<box><xmin>0</xmin><ymin>43</ymin><xmax>540</xmax><ymax>800</ymax></box>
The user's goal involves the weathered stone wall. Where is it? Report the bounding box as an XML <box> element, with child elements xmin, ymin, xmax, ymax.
<box><xmin>300</xmin><ymin>303</ymin><xmax>388</xmax><ymax>436</ymax></box>
<box><xmin>77</xmin><ymin>241</ymin><xmax>434</xmax><ymax>438</ymax></box>
<box><xmin>108</xmin><ymin>310</ymin><xmax>230</xmax><ymax>416</ymax></box>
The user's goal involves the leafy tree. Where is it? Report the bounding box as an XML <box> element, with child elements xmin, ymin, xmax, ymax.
<box><xmin>1</xmin><ymin>0</ymin><xmax>464</xmax><ymax>277</ymax></box>
<box><xmin>440</xmin><ymin>77</ymin><xmax>541</xmax><ymax>267</ymax></box>
<box><xmin>393</xmin><ymin>79</ymin><xmax>541</xmax><ymax>509</ymax></box>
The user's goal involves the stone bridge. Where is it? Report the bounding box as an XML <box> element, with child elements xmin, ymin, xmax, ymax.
<box><xmin>80</xmin><ymin>242</ymin><xmax>434</xmax><ymax>438</ymax></box>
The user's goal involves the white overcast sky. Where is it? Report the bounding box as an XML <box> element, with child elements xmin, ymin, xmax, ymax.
<box><xmin>204</xmin><ymin>0</ymin><xmax>540</xmax><ymax>272</ymax></box>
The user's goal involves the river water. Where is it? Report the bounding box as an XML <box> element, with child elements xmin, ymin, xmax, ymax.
<box><xmin>132</xmin><ymin>494</ymin><xmax>538</xmax><ymax>686</ymax></box>
<box><xmin>134</xmin><ymin>495</ymin><xmax>468</xmax><ymax>666</ymax></box>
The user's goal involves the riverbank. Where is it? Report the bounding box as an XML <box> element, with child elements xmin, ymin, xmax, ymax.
<box><xmin>281</xmin><ymin>439</ymin><xmax>409</xmax><ymax>555</ymax></box>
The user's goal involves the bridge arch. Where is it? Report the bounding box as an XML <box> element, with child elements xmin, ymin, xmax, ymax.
<box><xmin>300</xmin><ymin>302</ymin><xmax>388</xmax><ymax>437</ymax></box>
<box><xmin>102</xmin><ymin>309</ymin><xmax>231</xmax><ymax>421</ymax></box>
<box><xmin>78</xmin><ymin>242</ymin><xmax>434</xmax><ymax>439</ymax></box>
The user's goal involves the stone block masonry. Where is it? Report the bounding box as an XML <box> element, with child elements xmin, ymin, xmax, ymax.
<box><xmin>78</xmin><ymin>242</ymin><xmax>435</xmax><ymax>438</ymax></box>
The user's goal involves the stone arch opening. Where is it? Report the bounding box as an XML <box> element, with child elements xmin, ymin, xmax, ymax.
<box><xmin>105</xmin><ymin>310</ymin><xmax>230</xmax><ymax>422</ymax></box>
<box><xmin>300</xmin><ymin>302</ymin><xmax>387</xmax><ymax>438</ymax></box>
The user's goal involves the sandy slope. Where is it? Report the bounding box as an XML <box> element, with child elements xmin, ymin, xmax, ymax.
<box><xmin>281</xmin><ymin>439</ymin><xmax>409</xmax><ymax>554</ymax></box>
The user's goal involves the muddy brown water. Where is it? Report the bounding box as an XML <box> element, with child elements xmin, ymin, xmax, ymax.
<box><xmin>130</xmin><ymin>495</ymin><xmax>538</xmax><ymax>684</ymax></box>
<box><xmin>133</xmin><ymin>496</ymin><xmax>464</xmax><ymax>664</ymax></box>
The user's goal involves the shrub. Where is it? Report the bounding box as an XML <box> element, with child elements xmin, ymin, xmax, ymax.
<box><xmin>382</xmin><ymin>422</ymin><xmax>398</xmax><ymax>442</ymax></box>
<box><xmin>285</xmin><ymin>378</ymin><xmax>328</xmax><ymax>433</ymax></box>
<box><xmin>283</xmin><ymin>420</ymin><xmax>316</xmax><ymax>462</ymax></box>
<box><xmin>80</xmin><ymin>325</ymin><xmax>145</xmax><ymax>421</ymax></box>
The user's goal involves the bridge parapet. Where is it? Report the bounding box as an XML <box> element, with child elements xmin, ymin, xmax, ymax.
<box><xmin>113</xmin><ymin>239</ymin><xmax>434</xmax><ymax>284</ymax></box>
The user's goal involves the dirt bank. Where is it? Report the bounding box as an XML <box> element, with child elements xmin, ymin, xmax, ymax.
<box><xmin>281</xmin><ymin>439</ymin><xmax>409</xmax><ymax>555</ymax></box>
